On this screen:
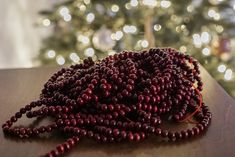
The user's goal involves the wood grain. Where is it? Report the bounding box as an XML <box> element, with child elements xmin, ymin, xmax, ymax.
<box><xmin>0</xmin><ymin>66</ymin><xmax>235</xmax><ymax>157</ymax></box>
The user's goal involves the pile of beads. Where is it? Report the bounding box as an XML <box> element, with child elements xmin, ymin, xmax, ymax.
<box><xmin>2</xmin><ymin>48</ymin><xmax>211</xmax><ymax>157</ymax></box>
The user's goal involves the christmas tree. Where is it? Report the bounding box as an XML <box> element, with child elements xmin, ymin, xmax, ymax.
<box><xmin>38</xmin><ymin>0</ymin><xmax>235</xmax><ymax>98</ymax></box>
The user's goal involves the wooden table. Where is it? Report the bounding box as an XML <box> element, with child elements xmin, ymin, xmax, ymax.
<box><xmin>0</xmin><ymin>67</ymin><xmax>235</xmax><ymax>157</ymax></box>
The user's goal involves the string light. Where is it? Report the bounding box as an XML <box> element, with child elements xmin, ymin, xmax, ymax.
<box><xmin>193</xmin><ymin>34</ymin><xmax>202</xmax><ymax>47</ymax></box>
<box><xmin>175</xmin><ymin>26</ymin><xmax>181</xmax><ymax>33</ymax></box>
<box><xmin>192</xmin><ymin>32</ymin><xmax>210</xmax><ymax>47</ymax></box>
<box><xmin>217</xmin><ymin>64</ymin><xmax>226</xmax><ymax>73</ymax></box>
<box><xmin>108</xmin><ymin>50</ymin><xmax>116</xmax><ymax>55</ymax></box>
<box><xmin>224</xmin><ymin>69</ymin><xmax>233</xmax><ymax>80</ymax></box>
<box><xmin>83</xmin><ymin>0</ymin><xmax>90</xmax><ymax>5</ymax></box>
<box><xmin>56</xmin><ymin>56</ymin><xmax>65</xmax><ymax>65</ymax></box>
<box><xmin>181</xmin><ymin>25</ymin><xmax>186</xmax><ymax>30</ymax></box>
<box><xmin>202</xmin><ymin>48</ymin><xmax>211</xmax><ymax>56</ymax></box>
<box><xmin>208</xmin><ymin>9</ymin><xmax>220</xmax><ymax>20</ymax></box>
<box><xmin>79</xmin><ymin>4</ymin><xmax>86</xmax><ymax>11</ymax></box>
<box><xmin>69</xmin><ymin>53</ymin><xmax>80</xmax><ymax>63</ymax></box>
<box><xmin>42</xmin><ymin>19</ymin><xmax>51</xmax><ymax>26</ymax></box>
<box><xmin>179</xmin><ymin>46</ymin><xmax>187</xmax><ymax>53</ymax></box>
<box><xmin>187</xmin><ymin>5</ymin><xmax>194</xmax><ymax>12</ymax></box>
<box><xmin>77</xmin><ymin>35</ymin><xmax>90</xmax><ymax>44</ymax></box>
<box><xmin>125</xmin><ymin>3</ymin><xmax>131</xmax><ymax>9</ymax></box>
<box><xmin>154</xmin><ymin>24</ymin><xmax>161</xmax><ymax>31</ymax></box>
<box><xmin>142</xmin><ymin>0</ymin><xmax>157</xmax><ymax>7</ymax></box>
<box><xmin>215</xmin><ymin>25</ymin><xmax>224</xmax><ymax>33</ymax></box>
<box><xmin>208</xmin><ymin>9</ymin><xmax>216</xmax><ymax>17</ymax></box>
<box><xmin>84</xmin><ymin>48</ymin><xmax>95</xmax><ymax>57</ymax></box>
<box><xmin>123</xmin><ymin>25</ymin><xmax>137</xmax><ymax>34</ymax></box>
<box><xmin>130</xmin><ymin>0</ymin><xmax>138</xmax><ymax>7</ymax></box>
<box><xmin>233</xmin><ymin>4</ymin><xmax>235</xmax><ymax>10</ymax></box>
<box><xmin>111</xmin><ymin>31</ymin><xmax>123</xmax><ymax>40</ymax></box>
<box><xmin>59</xmin><ymin>7</ymin><xmax>69</xmax><ymax>16</ymax></box>
<box><xmin>47</xmin><ymin>50</ymin><xmax>56</xmax><ymax>58</ymax></box>
<box><xmin>141</xmin><ymin>40</ymin><xmax>149</xmax><ymax>48</ymax></box>
<box><xmin>86</xmin><ymin>13</ymin><xmax>95</xmax><ymax>23</ymax></box>
<box><xmin>160</xmin><ymin>0</ymin><xmax>171</xmax><ymax>8</ymax></box>
<box><xmin>63</xmin><ymin>14</ymin><xmax>72</xmax><ymax>22</ymax></box>
<box><xmin>209</xmin><ymin>0</ymin><xmax>224</xmax><ymax>5</ymax></box>
<box><xmin>59</xmin><ymin>7</ymin><xmax>72</xmax><ymax>22</ymax></box>
<box><xmin>111</xmin><ymin>5</ymin><xmax>119</xmax><ymax>12</ymax></box>
<box><xmin>201</xmin><ymin>32</ymin><xmax>210</xmax><ymax>44</ymax></box>
<box><xmin>137</xmin><ymin>40</ymin><xmax>142</xmax><ymax>45</ymax></box>
<box><xmin>214</xmin><ymin>13</ymin><xmax>220</xmax><ymax>20</ymax></box>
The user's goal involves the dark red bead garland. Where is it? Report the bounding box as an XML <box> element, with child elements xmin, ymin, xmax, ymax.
<box><xmin>2</xmin><ymin>48</ymin><xmax>212</xmax><ymax>157</ymax></box>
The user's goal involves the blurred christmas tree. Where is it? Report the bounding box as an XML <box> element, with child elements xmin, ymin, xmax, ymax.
<box><xmin>38</xmin><ymin>0</ymin><xmax>235</xmax><ymax>98</ymax></box>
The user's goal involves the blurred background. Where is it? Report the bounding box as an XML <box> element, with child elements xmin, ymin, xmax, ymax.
<box><xmin>0</xmin><ymin>0</ymin><xmax>235</xmax><ymax>98</ymax></box>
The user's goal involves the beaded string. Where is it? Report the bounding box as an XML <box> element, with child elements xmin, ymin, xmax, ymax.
<box><xmin>2</xmin><ymin>48</ymin><xmax>212</xmax><ymax>157</ymax></box>
<box><xmin>178</xmin><ymin>83</ymin><xmax>202</xmax><ymax>124</ymax></box>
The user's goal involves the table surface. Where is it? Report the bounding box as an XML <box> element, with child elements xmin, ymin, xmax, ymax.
<box><xmin>0</xmin><ymin>66</ymin><xmax>235</xmax><ymax>157</ymax></box>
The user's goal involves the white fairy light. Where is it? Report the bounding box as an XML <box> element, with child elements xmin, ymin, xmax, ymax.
<box><xmin>56</xmin><ymin>56</ymin><xmax>65</xmax><ymax>65</ymax></box>
<box><xmin>59</xmin><ymin>6</ymin><xmax>72</xmax><ymax>22</ymax></box>
<box><xmin>233</xmin><ymin>4</ymin><xmax>235</xmax><ymax>10</ymax></box>
<box><xmin>201</xmin><ymin>32</ymin><xmax>210</xmax><ymax>44</ymax></box>
<box><xmin>123</xmin><ymin>25</ymin><xmax>137</xmax><ymax>34</ymax></box>
<box><xmin>187</xmin><ymin>5</ymin><xmax>194</xmax><ymax>12</ymax></box>
<box><xmin>108</xmin><ymin>50</ymin><xmax>116</xmax><ymax>55</ymax></box>
<box><xmin>214</xmin><ymin>13</ymin><xmax>220</xmax><ymax>20</ymax></box>
<box><xmin>193</xmin><ymin>34</ymin><xmax>200</xmax><ymax>40</ymax></box>
<box><xmin>179</xmin><ymin>46</ymin><xmax>187</xmax><ymax>53</ymax></box>
<box><xmin>224</xmin><ymin>69</ymin><xmax>233</xmax><ymax>80</ymax></box>
<box><xmin>193</xmin><ymin>34</ymin><xmax>202</xmax><ymax>47</ymax></box>
<box><xmin>208</xmin><ymin>9</ymin><xmax>220</xmax><ymax>20</ymax></box>
<box><xmin>70</xmin><ymin>53</ymin><xmax>80</xmax><ymax>63</ymax></box>
<box><xmin>217</xmin><ymin>64</ymin><xmax>226</xmax><ymax>73</ymax></box>
<box><xmin>160</xmin><ymin>0</ymin><xmax>171</xmax><ymax>8</ymax></box>
<box><xmin>86</xmin><ymin>13</ymin><xmax>95</xmax><ymax>23</ymax></box>
<box><xmin>111</xmin><ymin>5</ymin><xmax>119</xmax><ymax>12</ymax></box>
<box><xmin>63</xmin><ymin>14</ymin><xmax>72</xmax><ymax>22</ymax></box>
<box><xmin>202</xmin><ymin>48</ymin><xmax>211</xmax><ymax>56</ymax></box>
<box><xmin>130</xmin><ymin>0</ymin><xmax>138</xmax><ymax>7</ymax></box>
<box><xmin>125</xmin><ymin>3</ymin><xmax>131</xmax><ymax>9</ymax></box>
<box><xmin>84</xmin><ymin>48</ymin><xmax>95</xmax><ymax>57</ymax></box>
<box><xmin>208</xmin><ymin>9</ymin><xmax>216</xmax><ymax>17</ymax></box>
<box><xmin>79</xmin><ymin>4</ymin><xmax>86</xmax><ymax>11</ymax></box>
<box><xmin>115</xmin><ymin>31</ymin><xmax>123</xmax><ymax>40</ymax></box>
<box><xmin>78</xmin><ymin>35</ymin><xmax>90</xmax><ymax>44</ymax></box>
<box><xmin>42</xmin><ymin>19</ymin><xmax>51</xmax><ymax>26</ymax></box>
<box><xmin>83</xmin><ymin>0</ymin><xmax>90</xmax><ymax>4</ymax></box>
<box><xmin>143</xmin><ymin>0</ymin><xmax>157</xmax><ymax>7</ymax></box>
<box><xmin>181</xmin><ymin>25</ymin><xmax>186</xmax><ymax>30</ymax></box>
<box><xmin>47</xmin><ymin>50</ymin><xmax>56</xmax><ymax>58</ymax></box>
<box><xmin>215</xmin><ymin>25</ymin><xmax>224</xmax><ymax>33</ymax></box>
<box><xmin>141</xmin><ymin>40</ymin><xmax>149</xmax><ymax>48</ymax></box>
<box><xmin>111</xmin><ymin>33</ymin><xmax>116</xmax><ymax>40</ymax></box>
<box><xmin>59</xmin><ymin>7</ymin><xmax>69</xmax><ymax>16</ymax></box>
<box><xmin>154</xmin><ymin>24</ymin><xmax>162</xmax><ymax>31</ymax></box>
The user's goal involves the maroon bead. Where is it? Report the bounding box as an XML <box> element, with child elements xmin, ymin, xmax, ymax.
<box><xmin>168</xmin><ymin>132</ymin><xmax>176</xmax><ymax>141</ymax></box>
<box><xmin>181</xmin><ymin>130</ymin><xmax>188</xmax><ymax>139</ymax></box>
<box><xmin>155</xmin><ymin>128</ymin><xmax>162</xmax><ymax>136</ymax></box>
<box><xmin>56</xmin><ymin>145</ymin><xmax>64</xmax><ymax>153</ymax></box>
<box><xmin>128</xmin><ymin>132</ymin><xmax>134</xmax><ymax>141</ymax></box>
<box><xmin>121</xmin><ymin>131</ymin><xmax>127</xmax><ymax>139</ymax></box>
<box><xmin>187</xmin><ymin>129</ymin><xmax>195</xmax><ymax>137</ymax></box>
<box><xmin>175</xmin><ymin>132</ymin><xmax>182</xmax><ymax>139</ymax></box>
<box><xmin>113</xmin><ymin>129</ymin><xmax>120</xmax><ymax>137</ymax></box>
<box><xmin>134</xmin><ymin>133</ymin><xmax>141</xmax><ymax>141</ymax></box>
<box><xmin>161</xmin><ymin>130</ymin><xmax>168</xmax><ymax>137</ymax></box>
